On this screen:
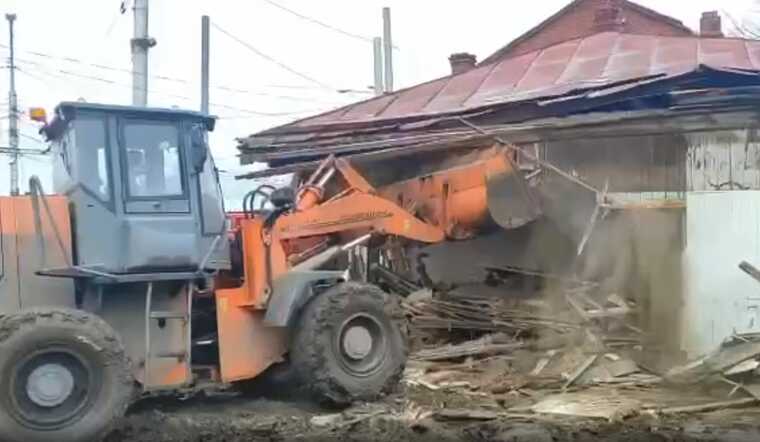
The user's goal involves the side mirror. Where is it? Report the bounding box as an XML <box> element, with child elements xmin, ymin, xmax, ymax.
<box><xmin>190</xmin><ymin>125</ymin><xmax>208</xmax><ymax>173</ymax></box>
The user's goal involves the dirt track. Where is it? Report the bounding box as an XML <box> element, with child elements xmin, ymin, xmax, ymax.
<box><xmin>105</xmin><ymin>391</ymin><xmax>760</xmax><ymax>442</ymax></box>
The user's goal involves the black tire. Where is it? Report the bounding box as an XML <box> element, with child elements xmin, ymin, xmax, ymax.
<box><xmin>235</xmin><ymin>361</ymin><xmax>299</xmax><ymax>398</ymax></box>
<box><xmin>0</xmin><ymin>308</ymin><xmax>134</xmax><ymax>442</ymax></box>
<box><xmin>290</xmin><ymin>282</ymin><xmax>408</xmax><ymax>406</ymax></box>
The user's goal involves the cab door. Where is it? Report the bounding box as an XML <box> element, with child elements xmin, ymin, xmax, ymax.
<box><xmin>116</xmin><ymin>118</ymin><xmax>199</xmax><ymax>271</ymax></box>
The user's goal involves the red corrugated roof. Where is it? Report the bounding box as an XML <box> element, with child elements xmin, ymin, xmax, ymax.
<box><xmin>259</xmin><ymin>32</ymin><xmax>760</xmax><ymax>137</ymax></box>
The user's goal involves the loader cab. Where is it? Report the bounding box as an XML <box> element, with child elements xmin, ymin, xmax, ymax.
<box><xmin>43</xmin><ymin>102</ymin><xmax>229</xmax><ymax>274</ymax></box>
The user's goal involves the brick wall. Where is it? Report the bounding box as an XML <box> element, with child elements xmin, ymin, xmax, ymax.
<box><xmin>500</xmin><ymin>0</ymin><xmax>693</xmax><ymax>59</ymax></box>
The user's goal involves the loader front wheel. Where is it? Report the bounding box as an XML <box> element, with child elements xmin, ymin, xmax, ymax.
<box><xmin>0</xmin><ymin>308</ymin><xmax>133</xmax><ymax>442</ymax></box>
<box><xmin>290</xmin><ymin>282</ymin><xmax>407</xmax><ymax>406</ymax></box>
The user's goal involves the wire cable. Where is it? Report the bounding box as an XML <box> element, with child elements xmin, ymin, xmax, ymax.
<box><xmin>0</xmin><ymin>43</ymin><xmax>188</xmax><ymax>83</ymax></box>
<box><xmin>2</xmin><ymin>46</ymin><xmax>369</xmax><ymax>98</ymax></box>
<box><xmin>260</xmin><ymin>0</ymin><xmax>373</xmax><ymax>43</ymax></box>
<box><xmin>15</xmin><ymin>62</ymin><xmax>329</xmax><ymax>118</ymax></box>
<box><xmin>210</xmin><ymin>21</ymin><xmax>334</xmax><ymax>91</ymax></box>
<box><xmin>19</xmin><ymin>133</ymin><xmax>44</xmax><ymax>144</ymax></box>
<box><xmin>259</xmin><ymin>0</ymin><xmax>400</xmax><ymax>51</ymax></box>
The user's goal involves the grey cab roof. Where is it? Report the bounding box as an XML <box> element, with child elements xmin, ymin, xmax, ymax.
<box><xmin>58</xmin><ymin>102</ymin><xmax>215</xmax><ymax>126</ymax></box>
<box><xmin>43</xmin><ymin>101</ymin><xmax>216</xmax><ymax>140</ymax></box>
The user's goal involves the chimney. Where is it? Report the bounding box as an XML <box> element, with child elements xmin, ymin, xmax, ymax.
<box><xmin>700</xmin><ymin>11</ymin><xmax>723</xmax><ymax>37</ymax></box>
<box><xmin>593</xmin><ymin>0</ymin><xmax>624</xmax><ymax>32</ymax></box>
<box><xmin>449</xmin><ymin>52</ymin><xmax>477</xmax><ymax>75</ymax></box>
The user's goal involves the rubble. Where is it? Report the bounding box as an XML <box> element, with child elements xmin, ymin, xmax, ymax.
<box><xmin>404</xmin><ymin>296</ymin><xmax>581</xmax><ymax>335</ymax></box>
<box><xmin>531</xmin><ymin>390</ymin><xmax>642</xmax><ymax>420</ymax></box>
<box><xmin>562</xmin><ymin>354</ymin><xmax>597</xmax><ymax>390</ymax></box>
<box><xmin>109</xmin><ymin>262</ymin><xmax>760</xmax><ymax>441</ymax></box>
<box><xmin>412</xmin><ymin>333</ymin><xmax>523</xmax><ymax>361</ymax></box>
<box><xmin>401</xmin><ymin>264</ymin><xmax>760</xmax><ymax>427</ymax></box>
<box><xmin>432</xmin><ymin>409</ymin><xmax>501</xmax><ymax>421</ymax></box>
<box><xmin>665</xmin><ymin>338</ymin><xmax>760</xmax><ymax>383</ymax></box>
<box><xmin>654</xmin><ymin>398</ymin><xmax>758</xmax><ymax>415</ymax></box>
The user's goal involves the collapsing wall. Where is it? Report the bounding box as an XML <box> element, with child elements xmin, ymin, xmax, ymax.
<box><xmin>543</xmin><ymin>131</ymin><xmax>687</xmax><ymax>358</ymax></box>
<box><xmin>420</xmin><ymin>121</ymin><xmax>760</xmax><ymax>361</ymax></box>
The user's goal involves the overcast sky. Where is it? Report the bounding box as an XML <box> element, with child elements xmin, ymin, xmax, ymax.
<box><xmin>0</xmin><ymin>0</ymin><xmax>757</xmax><ymax>206</ymax></box>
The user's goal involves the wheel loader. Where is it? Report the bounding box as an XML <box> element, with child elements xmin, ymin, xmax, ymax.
<box><xmin>0</xmin><ymin>102</ymin><xmax>537</xmax><ymax>441</ymax></box>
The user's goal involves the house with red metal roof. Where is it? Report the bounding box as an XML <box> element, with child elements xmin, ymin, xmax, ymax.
<box><xmin>240</xmin><ymin>1</ymin><xmax>760</xmax><ymax>358</ymax></box>
<box><xmin>239</xmin><ymin>0</ymin><xmax>759</xmax><ymax>170</ymax></box>
<box><xmin>480</xmin><ymin>0</ymin><xmax>695</xmax><ymax>64</ymax></box>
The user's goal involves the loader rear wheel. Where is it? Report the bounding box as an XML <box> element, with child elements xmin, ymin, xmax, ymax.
<box><xmin>290</xmin><ymin>282</ymin><xmax>407</xmax><ymax>406</ymax></box>
<box><xmin>0</xmin><ymin>308</ymin><xmax>133</xmax><ymax>442</ymax></box>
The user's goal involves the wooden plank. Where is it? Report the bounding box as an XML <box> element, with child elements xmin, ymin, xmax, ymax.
<box><xmin>565</xmin><ymin>294</ymin><xmax>589</xmax><ymax>320</ymax></box>
<box><xmin>433</xmin><ymin>409</ymin><xmax>500</xmax><ymax>421</ymax></box>
<box><xmin>740</xmin><ymin>261</ymin><xmax>760</xmax><ymax>284</ymax></box>
<box><xmin>656</xmin><ymin>398</ymin><xmax>757</xmax><ymax>414</ymax></box>
<box><xmin>412</xmin><ymin>334</ymin><xmax>524</xmax><ymax>361</ymax></box>
<box><xmin>563</xmin><ymin>355</ymin><xmax>598</xmax><ymax>390</ymax></box>
<box><xmin>741</xmin><ymin>383</ymin><xmax>760</xmax><ymax>401</ymax></box>
<box><xmin>532</xmin><ymin>391</ymin><xmax>642</xmax><ymax>419</ymax></box>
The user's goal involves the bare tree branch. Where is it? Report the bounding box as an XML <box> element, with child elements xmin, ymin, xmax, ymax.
<box><xmin>723</xmin><ymin>1</ymin><xmax>760</xmax><ymax>39</ymax></box>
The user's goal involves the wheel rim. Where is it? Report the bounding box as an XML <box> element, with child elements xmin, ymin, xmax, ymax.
<box><xmin>8</xmin><ymin>346</ymin><xmax>98</xmax><ymax>430</ymax></box>
<box><xmin>335</xmin><ymin>314</ymin><xmax>387</xmax><ymax>377</ymax></box>
<box><xmin>26</xmin><ymin>363</ymin><xmax>75</xmax><ymax>408</ymax></box>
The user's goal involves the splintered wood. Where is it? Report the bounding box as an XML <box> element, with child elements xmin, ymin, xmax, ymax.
<box><xmin>532</xmin><ymin>391</ymin><xmax>642</xmax><ymax>420</ymax></box>
<box><xmin>404</xmin><ymin>297</ymin><xmax>581</xmax><ymax>335</ymax></box>
<box><xmin>399</xmin><ymin>263</ymin><xmax>760</xmax><ymax>422</ymax></box>
<box><xmin>404</xmin><ymin>280</ymin><xmax>658</xmax><ymax>406</ymax></box>
<box><xmin>412</xmin><ymin>333</ymin><xmax>523</xmax><ymax>361</ymax></box>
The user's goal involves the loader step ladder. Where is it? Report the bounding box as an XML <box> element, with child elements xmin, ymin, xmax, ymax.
<box><xmin>143</xmin><ymin>282</ymin><xmax>193</xmax><ymax>389</ymax></box>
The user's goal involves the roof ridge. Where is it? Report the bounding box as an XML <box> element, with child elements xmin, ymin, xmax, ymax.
<box><xmin>479</xmin><ymin>0</ymin><xmax>693</xmax><ymax>66</ymax></box>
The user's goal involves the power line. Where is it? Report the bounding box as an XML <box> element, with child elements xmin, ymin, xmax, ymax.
<box><xmin>259</xmin><ymin>0</ymin><xmax>400</xmax><ymax>51</ymax></box>
<box><xmin>0</xmin><ymin>43</ymin><xmax>188</xmax><ymax>83</ymax></box>
<box><xmin>104</xmin><ymin>1</ymin><xmax>128</xmax><ymax>38</ymax></box>
<box><xmin>210</xmin><ymin>21</ymin><xmax>334</xmax><ymax>91</ymax></box>
<box><xmin>16</xmin><ymin>62</ymin><xmax>328</xmax><ymax>118</ymax></box>
<box><xmin>211</xmin><ymin>102</ymin><xmax>322</xmax><ymax>117</ymax></box>
<box><xmin>2</xmin><ymin>46</ymin><xmax>370</xmax><ymax>98</ymax></box>
<box><xmin>14</xmin><ymin>64</ymin><xmax>61</xmax><ymax>84</ymax></box>
<box><xmin>16</xmin><ymin>63</ymin><xmax>200</xmax><ymax>107</ymax></box>
<box><xmin>212</xmin><ymin>84</ymin><xmax>351</xmax><ymax>104</ymax></box>
<box><xmin>260</xmin><ymin>0</ymin><xmax>373</xmax><ymax>43</ymax></box>
<box><xmin>216</xmin><ymin>109</ymin><xmax>321</xmax><ymax>120</ymax></box>
<box><xmin>19</xmin><ymin>133</ymin><xmax>44</xmax><ymax>144</ymax></box>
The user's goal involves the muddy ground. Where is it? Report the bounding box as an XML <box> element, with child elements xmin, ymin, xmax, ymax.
<box><xmin>105</xmin><ymin>387</ymin><xmax>760</xmax><ymax>442</ymax></box>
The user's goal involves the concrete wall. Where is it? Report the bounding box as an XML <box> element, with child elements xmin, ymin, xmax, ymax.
<box><xmin>686</xmin><ymin>130</ymin><xmax>760</xmax><ymax>191</ymax></box>
<box><xmin>681</xmin><ymin>191</ymin><xmax>760</xmax><ymax>357</ymax></box>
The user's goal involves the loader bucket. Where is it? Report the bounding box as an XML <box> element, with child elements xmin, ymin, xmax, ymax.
<box><xmin>485</xmin><ymin>152</ymin><xmax>541</xmax><ymax>230</ymax></box>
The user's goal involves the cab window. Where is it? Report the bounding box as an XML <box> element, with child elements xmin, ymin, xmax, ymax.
<box><xmin>72</xmin><ymin>118</ymin><xmax>110</xmax><ymax>202</ymax></box>
<box><xmin>122</xmin><ymin>122</ymin><xmax>183</xmax><ymax>198</ymax></box>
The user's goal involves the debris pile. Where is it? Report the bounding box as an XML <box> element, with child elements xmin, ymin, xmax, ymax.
<box><xmin>402</xmin><ymin>265</ymin><xmax>760</xmax><ymax>422</ymax></box>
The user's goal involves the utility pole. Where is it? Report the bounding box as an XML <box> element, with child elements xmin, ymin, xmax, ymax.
<box><xmin>6</xmin><ymin>13</ymin><xmax>19</xmax><ymax>196</ymax></box>
<box><xmin>372</xmin><ymin>37</ymin><xmax>383</xmax><ymax>96</ymax></box>
<box><xmin>201</xmin><ymin>15</ymin><xmax>210</xmax><ymax>114</ymax></box>
<box><xmin>382</xmin><ymin>7</ymin><xmax>394</xmax><ymax>93</ymax></box>
<box><xmin>131</xmin><ymin>0</ymin><xmax>155</xmax><ymax>106</ymax></box>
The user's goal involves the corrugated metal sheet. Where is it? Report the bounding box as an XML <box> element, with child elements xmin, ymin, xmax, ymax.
<box><xmin>682</xmin><ymin>191</ymin><xmax>760</xmax><ymax>357</ymax></box>
<box><xmin>290</xmin><ymin>33</ymin><xmax>760</xmax><ymax>129</ymax></box>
